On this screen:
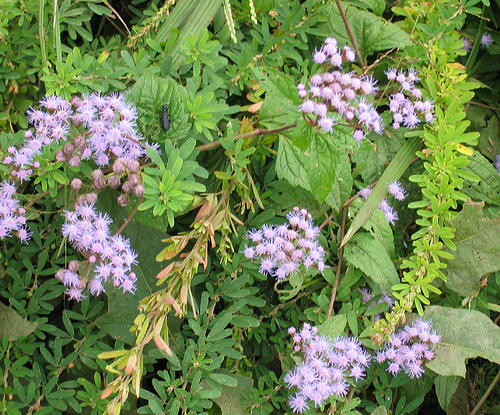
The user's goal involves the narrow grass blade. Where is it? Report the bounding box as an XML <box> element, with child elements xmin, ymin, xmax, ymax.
<box><xmin>340</xmin><ymin>136</ymin><xmax>421</xmax><ymax>248</ymax></box>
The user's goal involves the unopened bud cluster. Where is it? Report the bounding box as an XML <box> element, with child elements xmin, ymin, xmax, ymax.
<box><xmin>298</xmin><ymin>37</ymin><xmax>383</xmax><ymax>140</ymax></box>
<box><xmin>244</xmin><ymin>207</ymin><xmax>326</xmax><ymax>282</ymax></box>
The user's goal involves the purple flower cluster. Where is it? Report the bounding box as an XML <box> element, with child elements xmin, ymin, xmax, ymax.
<box><xmin>385</xmin><ymin>68</ymin><xmax>435</xmax><ymax>129</ymax></box>
<box><xmin>376</xmin><ymin>319</ymin><xmax>441</xmax><ymax>379</ymax></box>
<box><xmin>298</xmin><ymin>37</ymin><xmax>383</xmax><ymax>140</ymax></box>
<box><xmin>359</xmin><ymin>180</ymin><xmax>407</xmax><ymax>225</ymax></box>
<box><xmin>359</xmin><ymin>288</ymin><xmax>394</xmax><ymax>321</ymax></box>
<box><xmin>0</xmin><ymin>181</ymin><xmax>31</xmax><ymax>243</ymax></box>
<box><xmin>59</xmin><ymin>200</ymin><xmax>138</xmax><ymax>300</ymax></box>
<box><xmin>285</xmin><ymin>324</ymin><xmax>371</xmax><ymax>413</ymax></box>
<box><xmin>3</xmin><ymin>92</ymin><xmax>153</xmax><ymax>183</ymax></box>
<box><xmin>244</xmin><ymin>207</ymin><xmax>325</xmax><ymax>282</ymax></box>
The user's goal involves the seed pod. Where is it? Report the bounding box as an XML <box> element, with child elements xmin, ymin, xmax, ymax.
<box><xmin>74</xmin><ymin>135</ymin><xmax>87</xmax><ymax>149</ymax></box>
<box><xmin>68</xmin><ymin>155</ymin><xmax>81</xmax><ymax>167</ymax></box>
<box><xmin>113</xmin><ymin>159</ymin><xmax>125</xmax><ymax>175</ymax></box>
<box><xmin>55</xmin><ymin>150</ymin><xmax>67</xmax><ymax>162</ymax></box>
<box><xmin>128</xmin><ymin>174</ymin><xmax>139</xmax><ymax>187</ymax></box>
<box><xmin>70</xmin><ymin>178</ymin><xmax>83</xmax><ymax>191</ymax></box>
<box><xmin>121</xmin><ymin>181</ymin><xmax>133</xmax><ymax>194</ymax></box>
<box><xmin>134</xmin><ymin>184</ymin><xmax>145</xmax><ymax>198</ymax></box>
<box><xmin>126</xmin><ymin>159</ymin><xmax>140</xmax><ymax>173</ymax></box>
<box><xmin>117</xmin><ymin>193</ymin><xmax>130</xmax><ymax>207</ymax></box>
<box><xmin>86</xmin><ymin>193</ymin><xmax>98</xmax><ymax>204</ymax></box>
<box><xmin>62</xmin><ymin>142</ymin><xmax>75</xmax><ymax>156</ymax></box>
<box><xmin>108</xmin><ymin>175</ymin><xmax>121</xmax><ymax>189</ymax></box>
<box><xmin>68</xmin><ymin>260</ymin><xmax>80</xmax><ymax>272</ymax></box>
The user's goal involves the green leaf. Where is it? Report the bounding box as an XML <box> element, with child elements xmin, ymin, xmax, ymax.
<box><xmin>318</xmin><ymin>314</ymin><xmax>347</xmax><ymax>339</ymax></box>
<box><xmin>276</xmin><ymin>131</ymin><xmax>353</xmax><ymax>210</ymax></box>
<box><xmin>128</xmin><ymin>69</ymin><xmax>190</xmax><ymax>143</ymax></box>
<box><xmin>0</xmin><ymin>303</ymin><xmax>37</xmax><ymax>341</ymax></box>
<box><xmin>462</xmin><ymin>151</ymin><xmax>500</xmax><ymax>206</ymax></box>
<box><xmin>343</xmin><ymin>233</ymin><xmax>400</xmax><ymax>293</ymax></box>
<box><xmin>434</xmin><ymin>375</ymin><xmax>460</xmax><ymax>411</ymax></box>
<box><xmin>444</xmin><ymin>200</ymin><xmax>500</xmax><ymax>296</ymax></box>
<box><xmin>316</xmin><ymin>2</ymin><xmax>412</xmax><ymax>57</ymax></box>
<box><xmin>200</xmin><ymin>372</ymin><xmax>253</xmax><ymax>415</ymax></box>
<box><xmin>423</xmin><ymin>306</ymin><xmax>500</xmax><ymax>377</ymax></box>
<box><xmin>208</xmin><ymin>373</ymin><xmax>238</xmax><ymax>387</ymax></box>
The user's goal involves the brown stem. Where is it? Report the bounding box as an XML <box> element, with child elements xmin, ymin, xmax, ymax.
<box><xmin>25</xmin><ymin>184</ymin><xmax>65</xmax><ymax>209</ymax></box>
<box><xmin>334</xmin><ymin>0</ymin><xmax>366</xmax><ymax>71</ymax></box>
<box><xmin>327</xmin><ymin>205</ymin><xmax>347</xmax><ymax>320</ymax></box>
<box><xmin>114</xmin><ymin>195</ymin><xmax>144</xmax><ymax>236</ymax></box>
<box><xmin>196</xmin><ymin>123</ymin><xmax>297</xmax><ymax>152</ymax></box>
<box><xmin>470</xmin><ymin>368</ymin><xmax>500</xmax><ymax>415</ymax></box>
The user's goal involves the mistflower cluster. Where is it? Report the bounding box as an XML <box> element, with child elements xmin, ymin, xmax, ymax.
<box><xmin>359</xmin><ymin>288</ymin><xmax>394</xmax><ymax>321</ymax></box>
<box><xmin>385</xmin><ymin>68</ymin><xmax>435</xmax><ymax>129</ymax></box>
<box><xmin>359</xmin><ymin>180</ymin><xmax>407</xmax><ymax>225</ymax></box>
<box><xmin>376</xmin><ymin>319</ymin><xmax>441</xmax><ymax>379</ymax></box>
<box><xmin>495</xmin><ymin>154</ymin><xmax>500</xmax><ymax>176</ymax></box>
<box><xmin>3</xmin><ymin>92</ymin><xmax>154</xmax><ymax>183</ymax></box>
<box><xmin>285</xmin><ymin>324</ymin><xmax>371</xmax><ymax>413</ymax></box>
<box><xmin>244</xmin><ymin>207</ymin><xmax>325</xmax><ymax>282</ymax></box>
<box><xmin>0</xmin><ymin>181</ymin><xmax>31</xmax><ymax>243</ymax></box>
<box><xmin>298</xmin><ymin>37</ymin><xmax>383</xmax><ymax>140</ymax></box>
<box><xmin>59</xmin><ymin>200</ymin><xmax>138</xmax><ymax>300</ymax></box>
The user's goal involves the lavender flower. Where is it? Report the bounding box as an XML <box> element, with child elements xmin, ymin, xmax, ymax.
<box><xmin>386</xmin><ymin>69</ymin><xmax>434</xmax><ymax>130</ymax></box>
<box><xmin>299</xmin><ymin>37</ymin><xmax>383</xmax><ymax>140</ymax></box>
<box><xmin>480</xmin><ymin>32</ymin><xmax>493</xmax><ymax>49</ymax></box>
<box><xmin>244</xmin><ymin>207</ymin><xmax>325</xmax><ymax>282</ymax></box>
<box><xmin>495</xmin><ymin>154</ymin><xmax>500</xmax><ymax>176</ymax></box>
<box><xmin>358</xmin><ymin>181</ymin><xmax>408</xmax><ymax>226</ymax></box>
<box><xmin>285</xmin><ymin>324</ymin><xmax>371</xmax><ymax>413</ymax></box>
<box><xmin>0</xmin><ymin>181</ymin><xmax>31</xmax><ymax>243</ymax></box>
<box><xmin>59</xmin><ymin>201</ymin><xmax>138</xmax><ymax>300</ymax></box>
<box><xmin>461</xmin><ymin>37</ymin><xmax>472</xmax><ymax>53</ymax></box>
<box><xmin>376</xmin><ymin>319</ymin><xmax>440</xmax><ymax>379</ymax></box>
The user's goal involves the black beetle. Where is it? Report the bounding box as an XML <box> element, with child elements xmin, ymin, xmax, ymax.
<box><xmin>161</xmin><ymin>104</ymin><xmax>170</xmax><ymax>131</ymax></box>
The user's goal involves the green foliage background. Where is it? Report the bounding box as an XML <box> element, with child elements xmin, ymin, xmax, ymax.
<box><xmin>0</xmin><ymin>0</ymin><xmax>499</xmax><ymax>414</ymax></box>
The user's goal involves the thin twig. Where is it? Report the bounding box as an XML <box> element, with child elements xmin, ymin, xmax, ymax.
<box><xmin>326</xmin><ymin>205</ymin><xmax>347</xmax><ymax>320</ymax></box>
<box><xmin>196</xmin><ymin>123</ymin><xmax>297</xmax><ymax>152</ymax></box>
<box><xmin>470</xmin><ymin>368</ymin><xmax>500</xmax><ymax>415</ymax></box>
<box><xmin>334</xmin><ymin>0</ymin><xmax>366</xmax><ymax>70</ymax></box>
<box><xmin>114</xmin><ymin>195</ymin><xmax>144</xmax><ymax>236</ymax></box>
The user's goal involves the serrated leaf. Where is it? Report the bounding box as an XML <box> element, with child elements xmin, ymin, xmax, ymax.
<box><xmin>128</xmin><ymin>69</ymin><xmax>190</xmax><ymax>142</ymax></box>
<box><xmin>422</xmin><ymin>306</ymin><xmax>500</xmax><ymax>377</ymax></box>
<box><xmin>276</xmin><ymin>131</ymin><xmax>353</xmax><ymax>210</ymax></box>
<box><xmin>343</xmin><ymin>233</ymin><xmax>399</xmax><ymax>292</ymax></box>
<box><xmin>316</xmin><ymin>2</ymin><xmax>412</xmax><ymax>56</ymax></box>
<box><xmin>443</xmin><ymin>200</ymin><xmax>500</xmax><ymax>296</ymax></box>
<box><xmin>0</xmin><ymin>303</ymin><xmax>38</xmax><ymax>341</ymax></box>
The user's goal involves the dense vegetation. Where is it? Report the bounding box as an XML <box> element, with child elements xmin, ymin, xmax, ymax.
<box><xmin>0</xmin><ymin>1</ymin><xmax>499</xmax><ymax>414</ymax></box>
